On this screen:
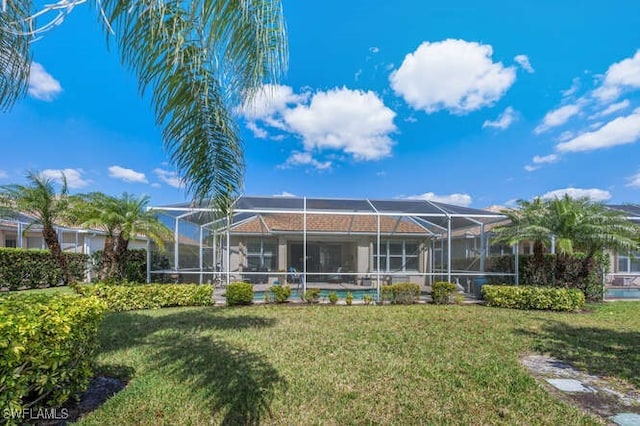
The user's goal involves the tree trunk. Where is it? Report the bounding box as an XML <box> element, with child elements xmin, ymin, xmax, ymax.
<box><xmin>532</xmin><ymin>240</ymin><xmax>546</xmax><ymax>285</ymax></box>
<box><xmin>100</xmin><ymin>235</ymin><xmax>116</xmax><ymax>281</ymax></box>
<box><xmin>42</xmin><ymin>225</ymin><xmax>72</xmax><ymax>285</ymax></box>
<box><xmin>113</xmin><ymin>234</ymin><xmax>130</xmax><ymax>281</ymax></box>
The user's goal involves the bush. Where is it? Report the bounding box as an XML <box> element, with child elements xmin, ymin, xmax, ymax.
<box><xmin>304</xmin><ymin>288</ymin><xmax>320</xmax><ymax>304</ymax></box>
<box><xmin>223</xmin><ymin>282</ymin><xmax>254</xmax><ymax>306</ymax></box>
<box><xmin>363</xmin><ymin>295</ymin><xmax>373</xmax><ymax>305</ymax></box>
<box><xmin>392</xmin><ymin>282</ymin><xmax>421</xmax><ymax>304</ymax></box>
<box><xmin>0</xmin><ymin>294</ymin><xmax>107</xmax><ymax>415</ymax></box>
<box><xmin>75</xmin><ymin>283</ymin><xmax>214</xmax><ymax>312</ymax></box>
<box><xmin>269</xmin><ymin>285</ymin><xmax>291</xmax><ymax>304</ymax></box>
<box><xmin>381</xmin><ymin>283</ymin><xmax>421</xmax><ymax>304</ymax></box>
<box><xmin>0</xmin><ymin>248</ymin><xmax>88</xmax><ymax>290</ymax></box>
<box><xmin>328</xmin><ymin>291</ymin><xmax>338</xmax><ymax>304</ymax></box>
<box><xmin>482</xmin><ymin>285</ymin><xmax>585</xmax><ymax>311</ymax></box>
<box><xmin>431</xmin><ymin>281</ymin><xmax>458</xmax><ymax>304</ymax></box>
<box><xmin>345</xmin><ymin>291</ymin><xmax>353</xmax><ymax>306</ymax></box>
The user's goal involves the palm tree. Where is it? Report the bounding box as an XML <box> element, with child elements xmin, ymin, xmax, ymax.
<box><xmin>492</xmin><ymin>197</ymin><xmax>553</xmax><ymax>284</ymax></box>
<box><xmin>1</xmin><ymin>1</ymin><xmax>287</xmax><ymax>205</ymax></box>
<box><xmin>492</xmin><ymin>195</ymin><xmax>640</xmax><ymax>291</ymax></box>
<box><xmin>73</xmin><ymin>192</ymin><xmax>172</xmax><ymax>281</ymax></box>
<box><xmin>546</xmin><ymin>195</ymin><xmax>639</xmax><ymax>286</ymax></box>
<box><xmin>0</xmin><ymin>171</ymin><xmax>73</xmax><ymax>284</ymax></box>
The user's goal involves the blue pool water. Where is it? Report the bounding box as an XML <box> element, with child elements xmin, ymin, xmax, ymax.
<box><xmin>606</xmin><ymin>288</ymin><xmax>640</xmax><ymax>299</ymax></box>
<box><xmin>254</xmin><ymin>288</ymin><xmax>377</xmax><ymax>301</ymax></box>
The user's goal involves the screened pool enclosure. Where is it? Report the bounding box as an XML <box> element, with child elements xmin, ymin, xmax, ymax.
<box><xmin>147</xmin><ymin>196</ymin><xmax>517</xmax><ymax>298</ymax></box>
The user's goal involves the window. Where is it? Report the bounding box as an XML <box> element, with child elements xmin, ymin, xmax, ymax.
<box><xmin>246</xmin><ymin>239</ymin><xmax>277</xmax><ymax>271</ymax></box>
<box><xmin>618</xmin><ymin>251</ymin><xmax>640</xmax><ymax>273</ymax></box>
<box><xmin>4</xmin><ymin>239</ymin><xmax>16</xmax><ymax>248</ymax></box>
<box><xmin>373</xmin><ymin>241</ymin><xmax>419</xmax><ymax>272</ymax></box>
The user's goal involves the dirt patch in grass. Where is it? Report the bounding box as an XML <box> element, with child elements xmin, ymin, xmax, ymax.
<box><xmin>522</xmin><ymin>354</ymin><xmax>640</xmax><ymax>422</ymax></box>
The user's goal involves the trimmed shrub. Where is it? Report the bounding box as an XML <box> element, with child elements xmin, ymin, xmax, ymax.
<box><xmin>381</xmin><ymin>285</ymin><xmax>394</xmax><ymax>303</ymax></box>
<box><xmin>75</xmin><ymin>283</ymin><xmax>214</xmax><ymax>312</ymax></box>
<box><xmin>431</xmin><ymin>281</ymin><xmax>458</xmax><ymax>304</ymax></box>
<box><xmin>381</xmin><ymin>283</ymin><xmax>421</xmax><ymax>304</ymax></box>
<box><xmin>304</xmin><ymin>288</ymin><xmax>321</xmax><ymax>304</ymax></box>
<box><xmin>391</xmin><ymin>282</ymin><xmax>421</xmax><ymax>304</ymax></box>
<box><xmin>482</xmin><ymin>285</ymin><xmax>585</xmax><ymax>311</ymax></box>
<box><xmin>0</xmin><ymin>248</ymin><xmax>88</xmax><ymax>290</ymax></box>
<box><xmin>363</xmin><ymin>295</ymin><xmax>373</xmax><ymax>305</ymax></box>
<box><xmin>328</xmin><ymin>291</ymin><xmax>338</xmax><ymax>305</ymax></box>
<box><xmin>0</xmin><ymin>294</ymin><xmax>107</xmax><ymax>414</ymax></box>
<box><xmin>223</xmin><ymin>282</ymin><xmax>254</xmax><ymax>306</ymax></box>
<box><xmin>345</xmin><ymin>291</ymin><xmax>353</xmax><ymax>306</ymax></box>
<box><xmin>269</xmin><ymin>285</ymin><xmax>291</xmax><ymax>304</ymax></box>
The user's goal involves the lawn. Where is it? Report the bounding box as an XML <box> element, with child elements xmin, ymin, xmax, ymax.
<box><xmin>76</xmin><ymin>302</ymin><xmax>640</xmax><ymax>425</ymax></box>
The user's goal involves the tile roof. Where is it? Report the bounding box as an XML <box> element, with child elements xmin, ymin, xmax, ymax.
<box><xmin>232</xmin><ymin>213</ymin><xmax>427</xmax><ymax>234</ymax></box>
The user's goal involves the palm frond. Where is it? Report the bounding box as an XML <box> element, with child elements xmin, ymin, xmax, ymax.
<box><xmin>0</xmin><ymin>0</ymin><xmax>32</xmax><ymax>111</ymax></box>
<box><xmin>98</xmin><ymin>0</ymin><xmax>287</xmax><ymax>202</ymax></box>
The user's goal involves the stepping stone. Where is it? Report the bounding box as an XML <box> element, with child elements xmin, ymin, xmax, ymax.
<box><xmin>611</xmin><ymin>413</ymin><xmax>640</xmax><ymax>426</ymax></box>
<box><xmin>546</xmin><ymin>378</ymin><xmax>593</xmax><ymax>393</ymax></box>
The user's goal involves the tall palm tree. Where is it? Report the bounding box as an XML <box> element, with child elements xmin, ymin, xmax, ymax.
<box><xmin>73</xmin><ymin>192</ymin><xmax>172</xmax><ymax>281</ymax></box>
<box><xmin>0</xmin><ymin>1</ymin><xmax>287</xmax><ymax>206</ymax></box>
<box><xmin>0</xmin><ymin>170</ymin><xmax>73</xmax><ymax>284</ymax></box>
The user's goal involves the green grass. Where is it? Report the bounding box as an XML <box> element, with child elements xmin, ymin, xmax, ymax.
<box><xmin>71</xmin><ymin>302</ymin><xmax>640</xmax><ymax>425</ymax></box>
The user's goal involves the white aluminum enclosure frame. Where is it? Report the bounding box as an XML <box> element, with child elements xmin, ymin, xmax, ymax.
<box><xmin>148</xmin><ymin>196</ymin><xmax>513</xmax><ymax>298</ymax></box>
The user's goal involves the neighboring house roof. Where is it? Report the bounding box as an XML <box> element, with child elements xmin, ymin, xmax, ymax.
<box><xmin>231</xmin><ymin>213</ymin><xmax>427</xmax><ymax>235</ymax></box>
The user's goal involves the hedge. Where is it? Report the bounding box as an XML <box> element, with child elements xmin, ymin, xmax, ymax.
<box><xmin>486</xmin><ymin>253</ymin><xmax>605</xmax><ymax>301</ymax></box>
<box><xmin>482</xmin><ymin>285</ymin><xmax>585</xmax><ymax>311</ymax></box>
<box><xmin>91</xmin><ymin>249</ymin><xmax>171</xmax><ymax>283</ymax></box>
<box><xmin>381</xmin><ymin>283</ymin><xmax>421</xmax><ymax>304</ymax></box>
<box><xmin>224</xmin><ymin>282</ymin><xmax>254</xmax><ymax>306</ymax></box>
<box><xmin>0</xmin><ymin>248</ymin><xmax>88</xmax><ymax>290</ymax></box>
<box><xmin>75</xmin><ymin>283</ymin><xmax>214</xmax><ymax>312</ymax></box>
<box><xmin>0</xmin><ymin>294</ymin><xmax>107</xmax><ymax>416</ymax></box>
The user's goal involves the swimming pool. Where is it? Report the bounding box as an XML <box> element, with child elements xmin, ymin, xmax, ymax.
<box><xmin>606</xmin><ymin>288</ymin><xmax>640</xmax><ymax>299</ymax></box>
<box><xmin>253</xmin><ymin>288</ymin><xmax>378</xmax><ymax>301</ymax></box>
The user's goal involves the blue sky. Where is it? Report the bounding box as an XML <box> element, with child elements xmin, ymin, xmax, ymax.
<box><xmin>2</xmin><ymin>1</ymin><xmax>640</xmax><ymax>208</ymax></box>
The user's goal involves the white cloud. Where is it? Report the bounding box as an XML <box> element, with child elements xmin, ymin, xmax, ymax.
<box><xmin>532</xmin><ymin>154</ymin><xmax>558</xmax><ymax>164</ymax></box>
<box><xmin>239</xmin><ymin>84</ymin><xmax>308</xmax><ymax>121</ymax></box>
<box><xmin>283</xmin><ymin>88</ymin><xmax>396</xmax><ymax>161</ymax></box>
<box><xmin>369</xmin><ymin>47</ymin><xmax>380</xmax><ymax>54</ymax></box>
<box><xmin>542</xmin><ymin>187</ymin><xmax>611</xmax><ymax>202</ymax></box>
<box><xmin>28</xmin><ymin>62</ymin><xmax>62</xmax><ymax>101</ymax></box>
<box><xmin>153</xmin><ymin>168</ymin><xmax>184</xmax><ymax>188</ymax></box>
<box><xmin>561</xmin><ymin>77</ymin><xmax>581</xmax><ymax>98</ymax></box>
<box><xmin>534</xmin><ymin>104</ymin><xmax>581</xmax><ymax>134</ymax></box>
<box><xmin>627</xmin><ymin>171</ymin><xmax>640</xmax><ymax>188</ymax></box>
<box><xmin>239</xmin><ymin>85</ymin><xmax>397</xmax><ymax>163</ymax></box>
<box><xmin>273</xmin><ymin>191</ymin><xmax>296</xmax><ymax>197</ymax></box>
<box><xmin>245</xmin><ymin>121</ymin><xmax>268</xmax><ymax>139</ymax></box>
<box><xmin>389</xmin><ymin>39</ymin><xmax>517</xmax><ymax>114</ymax></box>
<box><xmin>281</xmin><ymin>152</ymin><xmax>332</xmax><ymax>171</ymax></box>
<box><xmin>151</xmin><ymin>183</ymin><xmax>162</xmax><ymax>189</ymax></box>
<box><xmin>556</xmin><ymin>108</ymin><xmax>640</xmax><ymax>153</ymax></box>
<box><xmin>108</xmin><ymin>165</ymin><xmax>148</xmax><ymax>183</ymax></box>
<box><xmin>524</xmin><ymin>165</ymin><xmax>538</xmax><ymax>172</ymax></box>
<box><xmin>0</xmin><ymin>170</ymin><xmax>7</xmax><ymax>179</ymax></box>
<box><xmin>514</xmin><ymin>54</ymin><xmax>534</xmax><ymax>73</ymax></box>
<box><xmin>593</xmin><ymin>50</ymin><xmax>640</xmax><ymax>102</ymax></box>
<box><xmin>482</xmin><ymin>107</ymin><xmax>517</xmax><ymax>130</ymax></box>
<box><xmin>41</xmin><ymin>168</ymin><xmax>90</xmax><ymax>189</ymax></box>
<box><xmin>405</xmin><ymin>192</ymin><xmax>472</xmax><ymax>207</ymax></box>
<box><xmin>590</xmin><ymin>99</ymin><xmax>630</xmax><ymax>119</ymax></box>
